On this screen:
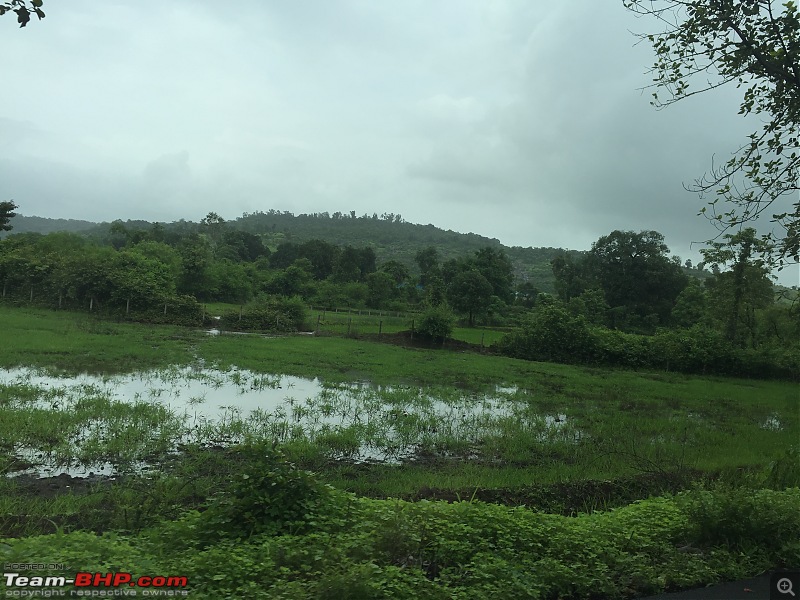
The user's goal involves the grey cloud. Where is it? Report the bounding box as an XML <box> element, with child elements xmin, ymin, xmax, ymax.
<box><xmin>1</xmin><ymin>0</ymin><xmax>795</xmax><ymax>284</ymax></box>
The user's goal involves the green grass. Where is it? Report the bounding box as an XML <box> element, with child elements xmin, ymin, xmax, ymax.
<box><xmin>0</xmin><ymin>305</ymin><xmax>797</xmax><ymax>509</ymax></box>
<box><xmin>451</xmin><ymin>326</ymin><xmax>509</xmax><ymax>345</ymax></box>
<box><xmin>0</xmin><ymin>306</ymin><xmax>200</xmax><ymax>374</ymax></box>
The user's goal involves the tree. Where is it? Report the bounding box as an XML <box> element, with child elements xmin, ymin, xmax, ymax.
<box><xmin>472</xmin><ymin>247</ymin><xmax>515</xmax><ymax>303</ymax></box>
<box><xmin>366</xmin><ymin>271</ymin><xmax>396</xmax><ymax>309</ymax></box>
<box><xmin>625</xmin><ymin>0</ymin><xmax>800</xmax><ymax>265</ymax></box>
<box><xmin>551</xmin><ymin>253</ymin><xmax>590</xmax><ymax>303</ymax></box>
<box><xmin>671</xmin><ymin>279</ymin><xmax>709</xmax><ymax>328</ymax></box>
<box><xmin>0</xmin><ymin>200</ymin><xmax>17</xmax><ymax>231</ymax></box>
<box><xmin>1</xmin><ymin>1</ymin><xmax>45</xmax><ymax>27</ymax></box>
<box><xmin>701</xmin><ymin>227</ymin><xmax>774</xmax><ymax>344</ymax></box>
<box><xmin>379</xmin><ymin>260</ymin><xmax>411</xmax><ymax>286</ymax></box>
<box><xmin>446</xmin><ymin>270</ymin><xmax>493</xmax><ymax>326</ymax></box>
<box><xmin>515</xmin><ymin>281</ymin><xmax>539</xmax><ymax>308</ymax></box>
<box><xmin>587</xmin><ymin>230</ymin><xmax>688</xmax><ymax>327</ymax></box>
<box><xmin>414</xmin><ymin>246</ymin><xmax>440</xmax><ymax>286</ymax></box>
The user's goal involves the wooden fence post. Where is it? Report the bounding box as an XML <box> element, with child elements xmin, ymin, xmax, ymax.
<box><xmin>126</xmin><ymin>298</ymin><xmax>130</xmax><ymax>315</ymax></box>
<box><xmin>89</xmin><ymin>297</ymin><xmax>94</xmax><ymax>311</ymax></box>
<box><xmin>378</xmin><ymin>320</ymin><xmax>382</xmax><ymax>337</ymax></box>
<box><xmin>164</xmin><ymin>302</ymin><xmax>168</xmax><ymax>316</ymax></box>
<box><xmin>30</xmin><ymin>287</ymin><xmax>34</xmax><ymax>303</ymax></box>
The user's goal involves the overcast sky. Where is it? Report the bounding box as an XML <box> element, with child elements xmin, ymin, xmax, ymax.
<box><xmin>2</xmin><ymin>0</ymin><xmax>798</xmax><ymax>284</ymax></box>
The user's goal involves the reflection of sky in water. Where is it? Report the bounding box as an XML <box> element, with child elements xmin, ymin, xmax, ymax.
<box><xmin>1</xmin><ymin>366</ymin><xmax>574</xmax><ymax>477</ymax></box>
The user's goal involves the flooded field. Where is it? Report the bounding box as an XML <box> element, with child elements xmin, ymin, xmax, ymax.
<box><xmin>0</xmin><ymin>365</ymin><xmax>575</xmax><ymax>477</ymax></box>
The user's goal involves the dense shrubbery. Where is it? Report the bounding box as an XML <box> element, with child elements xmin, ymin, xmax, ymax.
<box><xmin>415</xmin><ymin>304</ymin><xmax>456</xmax><ymax>341</ymax></box>
<box><xmin>125</xmin><ymin>294</ymin><xmax>204</xmax><ymax>327</ymax></box>
<box><xmin>4</xmin><ymin>476</ymin><xmax>799</xmax><ymax>599</ymax></box>
<box><xmin>197</xmin><ymin>443</ymin><xmax>339</xmax><ymax>543</ymax></box>
<box><xmin>218</xmin><ymin>295</ymin><xmax>307</xmax><ymax>332</ymax></box>
<box><xmin>498</xmin><ymin>312</ymin><xmax>800</xmax><ymax>380</ymax></box>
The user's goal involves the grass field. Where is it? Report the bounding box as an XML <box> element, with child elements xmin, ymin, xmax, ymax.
<box><xmin>1</xmin><ymin>304</ymin><xmax>798</xmax><ymax>597</ymax></box>
<box><xmin>1</xmin><ymin>305</ymin><xmax>796</xmax><ymax>497</ymax></box>
<box><xmin>204</xmin><ymin>301</ymin><xmax>510</xmax><ymax>345</ymax></box>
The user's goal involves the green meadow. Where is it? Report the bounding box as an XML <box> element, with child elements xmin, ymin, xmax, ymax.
<box><xmin>1</xmin><ymin>305</ymin><xmax>798</xmax><ymax>598</ymax></box>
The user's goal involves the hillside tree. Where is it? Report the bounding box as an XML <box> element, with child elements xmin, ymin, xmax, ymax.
<box><xmin>0</xmin><ymin>201</ymin><xmax>17</xmax><ymax>231</ymax></box>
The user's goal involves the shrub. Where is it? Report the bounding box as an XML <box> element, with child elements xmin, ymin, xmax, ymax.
<box><xmin>198</xmin><ymin>442</ymin><xmax>334</xmax><ymax>542</ymax></box>
<box><xmin>678</xmin><ymin>487</ymin><xmax>800</xmax><ymax>564</ymax></box>
<box><xmin>219</xmin><ymin>295</ymin><xmax>307</xmax><ymax>332</ymax></box>
<box><xmin>415</xmin><ymin>304</ymin><xmax>455</xmax><ymax>341</ymax></box>
<box><xmin>498</xmin><ymin>305</ymin><xmax>590</xmax><ymax>364</ymax></box>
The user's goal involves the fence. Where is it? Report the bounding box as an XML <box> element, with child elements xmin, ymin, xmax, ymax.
<box><xmin>0</xmin><ymin>284</ymin><xmax>203</xmax><ymax>326</ymax></box>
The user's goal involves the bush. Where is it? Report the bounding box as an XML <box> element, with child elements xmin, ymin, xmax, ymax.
<box><xmin>678</xmin><ymin>487</ymin><xmax>800</xmax><ymax>564</ymax></box>
<box><xmin>127</xmin><ymin>294</ymin><xmax>204</xmax><ymax>327</ymax></box>
<box><xmin>497</xmin><ymin>308</ymin><xmax>800</xmax><ymax>380</ymax></box>
<box><xmin>415</xmin><ymin>304</ymin><xmax>455</xmax><ymax>341</ymax></box>
<box><xmin>498</xmin><ymin>305</ymin><xmax>590</xmax><ymax>364</ymax></box>
<box><xmin>219</xmin><ymin>295</ymin><xmax>307</xmax><ymax>332</ymax></box>
<box><xmin>198</xmin><ymin>442</ymin><xmax>334</xmax><ymax>542</ymax></box>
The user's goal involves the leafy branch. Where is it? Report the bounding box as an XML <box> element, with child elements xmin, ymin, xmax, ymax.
<box><xmin>0</xmin><ymin>0</ymin><xmax>44</xmax><ymax>27</ymax></box>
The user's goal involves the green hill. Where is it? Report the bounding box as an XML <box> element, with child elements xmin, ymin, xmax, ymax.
<box><xmin>4</xmin><ymin>210</ymin><xmax>584</xmax><ymax>293</ymax></box>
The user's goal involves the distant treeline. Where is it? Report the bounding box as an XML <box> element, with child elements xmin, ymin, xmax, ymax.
<box><xmin>6</xmin><ymin>209</ymin><xmax>587</xmax><ymax>293</ymax></box>
<box><xmin>1</xmin><ymin>211</ymin><xmax>797</xmax><ymax>380</ymax></box>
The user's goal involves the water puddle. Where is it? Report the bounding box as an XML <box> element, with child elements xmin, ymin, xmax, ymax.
<box><xmin>0</xmin><ymin>366</ymin><xmax>575</xmax><ymax>477</ymax></box>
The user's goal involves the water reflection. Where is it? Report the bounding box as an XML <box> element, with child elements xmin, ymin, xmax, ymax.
<box><xmin>0</xmin><ymin>366</ymin><xmax>574</xmax><ymax>477</ymax></box>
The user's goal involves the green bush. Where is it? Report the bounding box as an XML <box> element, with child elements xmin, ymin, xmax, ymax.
<box><xmin>678</xmin><ymin>487</ymin><xmax>800</xmax><ymax>565</ymax></box>
<box><xmin>197</xmin><ymin>443</ymin><xmax>335</xmax><ymax>542</ymax></box>
<box><xmin>128</xmin><ymin>294</ymin><xmax>204</xmax><ymax>326</ymax></box>
<box><xmin>415</xmin><ymin>304</ymin><xmax>455</xmax><ymax>341</ymax></box>
<box><xmin>5</xmin><ymin>488</ymin><xmax>800</xmax><ymax>598</ymax></box>
<box><xmin>219</xmin><ymin>295</ymin><xmax>307</xmax><ymax>332</ymax></box>
<box><xmin>498</xmin><ymin>305</ymin><xmax>590</xmax><ymax>364</ymax></box>
<box><xmin>498</xmin><ymin>308</ymin><xmax>800</xmax><ymax>380</ymax></box>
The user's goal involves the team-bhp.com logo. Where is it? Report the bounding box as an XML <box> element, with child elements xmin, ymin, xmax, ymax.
<box><xmin>3</xmin><ymin>571</ymin><xmax>189</xmax><ymax>597</ymax></box>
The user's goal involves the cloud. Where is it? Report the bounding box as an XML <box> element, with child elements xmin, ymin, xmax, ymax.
<box><xmin>0</xmin><ymin>0</ymin><xmax>795</xmax><ymax>284</ymax></box>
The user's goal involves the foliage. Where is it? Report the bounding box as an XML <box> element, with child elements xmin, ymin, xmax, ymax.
<box><xmin>0</xmin><ymin>200</ymin><xmax>17</xmax><ymax>231</ymax></box>
<box><xmin>678</xmin><ymin>486</ymin><xmax>800</xmax><ymax>563</ymax></box>
<box><xmin>702</xmin><ymin>228</ymin><xmax>775</xmax><ymax>345</ymax></box>
<box><xmin>625</xmin><ymin>0</ymin><xmax>800</xmax><ymax>263</ymax></box>
<box><xmin>366</xmin><ymin>271</ymin><xmax>398</xmax><ymax>309</ymax></box>
<box><xmin>132</xmin><ymin>294</ymin><xmax>204</xmax><ymax>327</ymax></box>
<box><xmin>499</xmin><ymin>307</ymin><xmax>800</xmax><ymax>379</ymax></box>
<box><xmin>670</xmin><ymin>280</ymin><xmax>709</xmax><ymax>328</ymax></box>
<box><xmin>198</xmin><ymin>443</ymin><xmax>336</xmax><ymax>542</ymax></box>
<box><xmin>446</xmin><ymin>270</ymin><xmax>493</xmax><ymax>326</ymax></box>
<box><xmin>414</xmin><ymin>304</ymin><xmax>455</xmax><ymax>342</ymax></box>
<box><xmin>587</xmin><ymin>230</ymin><xmax>688</xmax><ymax>327</ymax></box>
<box><xmin>219</xmin><ymin>295</ymin><xmax>307</xmax><ymax>332</ymax></box>
<box><xmin>498</xmin><ymin>304</ymin><xmax>591</xmax><ymax>364</ymax></box>
<box><xmin>4</xmin><ymin>486</ymin><xmax>800</xmax><ymax>598</ymax></box>
<box><xmin>0</xmin><ymin>0</ymin><xmax>44</xmax><ymax>27</ymax></box>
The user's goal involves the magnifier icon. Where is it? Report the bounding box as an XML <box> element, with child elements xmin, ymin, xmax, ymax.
<box><xmin>778</xmin><ymin>577</ymin><xmax>796</xmax><ymax>597</ymax></box>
